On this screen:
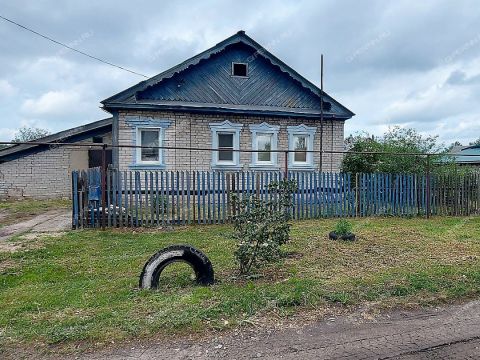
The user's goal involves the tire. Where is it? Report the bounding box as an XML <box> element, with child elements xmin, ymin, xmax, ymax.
<box><xmin>329</xmin><ymin>231</ymin><xmax>339</xmax><ymax>240</ymax></box>
<box><xmin>139</xmin><ymin>245</ymin><xmax>214</xmax><ymax>289</ymax></box>
<box><xmin>341</xmin><ymin>233</ymin><xmax>356</xmax><ymax>241</ymax></box>
<box><xmin>329</xmin><ymin>232</ymin><xmax>356</xmax><ymax>241</ymax></box>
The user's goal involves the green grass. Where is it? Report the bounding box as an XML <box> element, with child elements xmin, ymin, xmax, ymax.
<box><xmin>1</xmin><ymin>216</ymin><xmax>480</xmax><ymax>351</ymax></box>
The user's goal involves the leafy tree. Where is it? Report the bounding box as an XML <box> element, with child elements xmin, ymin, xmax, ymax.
<box><xmin>12</xmin><ymin>126</ymin><xmax>50</xmax><ymax>142</ymax></box>
<box><xmin>342</xmin><ymin>127</ymin><xmax>446</xmax><ymax>174</ymax></box>
<box><xmin>469</xmin><ymin>137</ymin><xmax>480</xmax><ymax>146</ymax></box>
<box><xmin>447</xmin><ymin>141</ymin><xmax>463</xmax><ymax>151</ymax></box>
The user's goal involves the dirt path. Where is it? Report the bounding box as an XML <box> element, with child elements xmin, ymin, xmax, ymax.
<box><xmin>76</xmin><ymin>300</ymin><xmax>480</xmax><ymax>359</ymax></box>
<box><xmin>0</xmin><ymin>210</ymin><xmax>70</xmax><ymax>247</ymax></box>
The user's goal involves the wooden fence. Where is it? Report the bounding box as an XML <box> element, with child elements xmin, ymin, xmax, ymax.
<box><xmin>72</xmin><ymin>169</ymin><xmax>480</xmax><ymax>228</ymax></box>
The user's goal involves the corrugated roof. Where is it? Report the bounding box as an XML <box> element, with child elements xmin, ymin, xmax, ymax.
<box><xmin>449</xmin><ymin>145</ymin><xmax>480</xmax><ymax>164</ymax></box>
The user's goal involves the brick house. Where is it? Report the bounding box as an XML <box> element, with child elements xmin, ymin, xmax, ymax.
<box><xmin>0</xmin><ymin>31</ymin><xmax>353</xmax><ymax>200</ymax></box>
<box><xmin>102</xmin><ymin>31</ymin><xmax>354</xmax><ymax>173</ymax></box>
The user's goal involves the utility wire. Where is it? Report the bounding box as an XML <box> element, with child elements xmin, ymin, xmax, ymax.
<box><xmin>0</xmin><ymin>14</ymin><xmax>150</xmax><ymax>78</ymax></box>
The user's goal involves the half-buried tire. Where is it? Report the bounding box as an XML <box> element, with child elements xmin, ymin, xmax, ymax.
<box><xmin>139</xmin><ymin>245</ymin><xmax>214</xmax><ymax>289</ymax></box>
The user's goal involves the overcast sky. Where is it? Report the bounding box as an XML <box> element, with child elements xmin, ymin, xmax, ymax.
<box><xmin>1</xmin><ymin>0</ymin><xmax>480</xmax><ymax>145</ymax></box>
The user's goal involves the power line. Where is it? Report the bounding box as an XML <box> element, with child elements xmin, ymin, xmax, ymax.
<box><xmin>0</xmin><ymin>14</ymin><xmax>150</xmax><ymax>78</ymax></box>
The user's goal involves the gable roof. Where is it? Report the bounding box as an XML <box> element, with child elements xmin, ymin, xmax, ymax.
<box><xmin>102</xmin><ymin>31</ymin><xmax>354</xmax><ymax>119</ymax></box>
<box><xmin>0</xmin><ymin>117</ymin><xmax>112</xmax><ymax>163</ymax></box>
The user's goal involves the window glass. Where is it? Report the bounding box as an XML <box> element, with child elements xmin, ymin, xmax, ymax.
<box><xmin>257</xmin><ymin>133</ymin><xmax>272</xmax><ymax>162</ymax></box>
<box><xmin>293</xmin><ymin>135</ymin><xmax>307</xmax><ymax>162</ymax></box>
<box><xmin>140</xmin><ymin>129</ymin><xmax>159</xmax><ymax>162</ymax></box>
<box><xmin>218</xmin><ymin>133</ymin><xmax>234</xmax><ymax>161</ymax></box>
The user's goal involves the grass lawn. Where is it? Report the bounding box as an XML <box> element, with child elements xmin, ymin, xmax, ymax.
<box><xmin>0</xmin><ymin>199</ymin><xmax>70</xmax><ymax>227</ymax></box>
<box><xmin>1</xmin><ymin>216</ymin><xmax>480</xmax><ymax>351</ymax></box>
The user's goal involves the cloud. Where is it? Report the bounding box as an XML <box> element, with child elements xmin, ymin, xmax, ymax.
<box><xmin>0</xmin><ymin>79</ymin><xmax>17</xmax><ymax>97</ymax></box>
<box><xmin>21</xmin><ymin>89</ymin><xmax>84</xmax><ymax>116</ymax></box>
<box><xmin>1</xmin><ymin>0</ymin><xmax>480</xmax><ymax>145</ymax></box>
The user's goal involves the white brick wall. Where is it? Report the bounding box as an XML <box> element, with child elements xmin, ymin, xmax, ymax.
<box><xmin>118</xmin><ymin>110</ymin><xmax>345</xmax><ymax>172</ymax></box>
<box><xmin>0</xmin><ymin>133</ymin><xmax>112</xmax><ymax>200</ymax></box>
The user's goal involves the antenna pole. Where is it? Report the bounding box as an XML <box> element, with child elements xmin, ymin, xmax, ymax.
<box><xmin>319</xmin><ymin>54</ymin><xmax>324</xmax><ymax>172</ymax></box>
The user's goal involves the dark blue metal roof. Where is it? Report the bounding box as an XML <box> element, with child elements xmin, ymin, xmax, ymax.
<box><xmin>102</xmin><ymin>31</ymin><xmax>354</xmax><ymax>119</ymax></box>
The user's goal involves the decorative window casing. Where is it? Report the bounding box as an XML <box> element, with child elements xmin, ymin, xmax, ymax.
<box><xmin>249</xmin><ymin>122</ymin><xmax>279</xmax><ymax>168</ymax></box>
<box><xmin>209</xmin><ymin>120</ymin><xmax>243</xmax><ymax>169</ymax></box>
<box><xmin>125</xmin><ymin>116</ymin><xmax>172</xmax><ymax>169</ymax></box>
<box><xmin>136</xmin><ymin>128</ymin><xmax>162</xmax><ymax>164</ymax></box>
<box><xmin>287</xmin><ymin>124</ymin><xmax>316</xmax><ymax>169</ymax></box>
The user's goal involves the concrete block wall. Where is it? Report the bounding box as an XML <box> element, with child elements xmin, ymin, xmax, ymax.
<box><xmin>118</xmin><ymin>110</ymin><xmax>345</xmax><ymax>173</ymax></box>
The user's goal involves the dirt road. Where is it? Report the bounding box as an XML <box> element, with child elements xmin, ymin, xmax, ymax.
<box><xmin>0</xmin><ymin>210</ymin><xmax>70</xmax><ymax>249</ymax></box>
<box><xmin>74</xmin><ymin>300</ymin><xmax>480</xmax><ymax>359</ymax></box>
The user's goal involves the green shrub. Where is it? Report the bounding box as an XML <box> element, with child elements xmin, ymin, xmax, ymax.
<box><xmin>335</xmin><ymin>219</ymin><xmax>353</xmax><ymax>236</ymax></box>
<box><xmin>232</xmin><ymin>179</ymin><xmax>297</xmax><ymax>274</ymax></box>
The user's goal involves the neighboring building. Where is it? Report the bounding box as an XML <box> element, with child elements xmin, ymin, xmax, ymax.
<box><xmin>448</xmin><ymin>145</ymin><xmax>480</xmax><ymax>167</ymax></box>
<box><xmin>0</xmin><ymin>118</ymin><xmax>112</xmax><ymax>199</ymax></box>
<box><xmin>102</xmin><ymin>31</ymin><xmax>354</xmax><ymax>173</ymax></box>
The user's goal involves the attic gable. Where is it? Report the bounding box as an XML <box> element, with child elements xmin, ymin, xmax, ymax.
<box><xmin>102</xmin><ymin>31</ymin><xmax>354</xmax><ymax>119</ymax></box>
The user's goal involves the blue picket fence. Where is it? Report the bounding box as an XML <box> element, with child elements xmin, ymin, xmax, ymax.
<box><xmin>71</xmin><ymin>169</ymin><xmax>480</xmax><ymax>228</ymax></box>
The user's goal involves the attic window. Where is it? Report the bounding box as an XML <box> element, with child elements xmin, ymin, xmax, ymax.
<box><xmin>232</xmin><ymin>62</ymin><xmax>248</xmax><ymax>77</ymax></box>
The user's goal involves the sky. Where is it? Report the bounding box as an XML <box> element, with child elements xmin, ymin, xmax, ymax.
<box><xmin>0</xmin><ymin>0</ymin><xmax>480</xmax><ymax>146</ymax></box>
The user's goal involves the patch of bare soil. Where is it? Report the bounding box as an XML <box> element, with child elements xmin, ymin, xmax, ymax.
<box><xmin>0</xmin><ymin>258</ymin><xmax>19</xmax><ymax>273</ymax></box>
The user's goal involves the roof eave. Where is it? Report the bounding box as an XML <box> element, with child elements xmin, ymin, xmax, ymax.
<box><xmin>102</xmin><ymin>102</ymin><xmax>352</xmax><ymax>120</ymax></box>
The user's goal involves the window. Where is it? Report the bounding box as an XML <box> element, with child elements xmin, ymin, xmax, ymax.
<box><xmin>232</xmin><ymin>62</ymin><xmax>248</xmax><ymax>77</ymax></box>
<box><xmin>125</xmin><ymin>116</ymin><xmax>171</xmax><ymax>169</ymax></box>
<box><xmin>287</xmin><ymin>124</ymin><xmax>316</xmax><ymax>169</ymax></box>
<box><xmin>136</xmin><ymin>128</ymin><xmax>162</xmax><ymax>164</ymax></box>
<box><xmin>293</xmin><ymin>135</ymin><xmax>307</xmax><ymax>163</ymax></box>
<box><xmin>249</xmin><ymin>123</ymin><xmax>279</xmax><ymax>168</ymax></box>
<box><xmin>210</xmin><ymin>120</ymin><xmax>243</xmax><ymax>169</ymax></box>
<box><xmin>257</xmin><ymin>134</ymin><xmax>272</xmax><ymax>162</ymax></box>
<box><xmin>218</xmin><ymin>133</ymin><xmax>234</xmax><ymax>162</ymax></box>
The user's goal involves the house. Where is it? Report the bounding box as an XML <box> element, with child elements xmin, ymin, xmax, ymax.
<box><xmin>102</xmin><ymin>31</ymin><xmax>354</xmax><ymax>173</ymax></box>
<box><xmin>0</xmin><ymin>31</ymin><xmax>353</xmax><ymax>200</ymax></box>
<box><xmin>0</xmin><ymin>118</ymin><xmax>112</xmax><ymax>199</ymax></box>
<box><xmin>448</xmin><ymin>145</ymin><xmax>480</xmax><ymax>167</ymax></box>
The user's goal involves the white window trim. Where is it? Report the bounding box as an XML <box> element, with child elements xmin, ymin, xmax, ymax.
<box><xmin>249</xmin><ymin>122</ymin><xmax>280</xmax><ymax>168</ymax></box>
<box><xmin>287</xmin><ymin>124</ymin><xmax>316</xmax><ymax>169</ymax></box>
<box><xmin>136</xmin><ymin>127</ymin><xmax>164</xmax><ymax>165</ymax></box>
<box><xmin>209</xmin><ymin>120</ymin><xmax>243</xmax><ymax>169</ymax></box>
<box><xmin>125</xmin><ymin>117</ymin><xmax>171</xmax><ymax>169</ymax></box>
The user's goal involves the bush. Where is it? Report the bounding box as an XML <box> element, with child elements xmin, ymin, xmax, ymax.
<box><xmin>232</xmin><ymin>179</ymin><xmax>297</xmax><ymax>275</ymax></box>
<box><xmin>335</xmin><ymin>219</ymin><xmax>353</xmax><ymax>236</ymax></box>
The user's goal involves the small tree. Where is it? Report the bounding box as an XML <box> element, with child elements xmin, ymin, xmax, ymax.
<box><xmin>232</xmin><ymin>179</ymin><xmax>296</xmax><ymax>275</ymax></box>
<box><xmin>469</xmin><ymin>137</ymin><xmax>480</xmax><ymax>146</ymax></box>
<box><xmin>12</xmin><ymin>126</ymin><xmax>50</xmax><ymax>142</ymax></box>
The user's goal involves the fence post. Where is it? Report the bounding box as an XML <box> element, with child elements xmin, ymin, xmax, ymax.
<box><xmin>284</xmin><ymin>150</ymin><xmax>289</xmax><ymax>178</ymax></box>
<box><xmin>101</xmin><ymin>143</ymin><xmax>107</xmax><ymax>230</ymax></box>
<box><xmin>426</xmin><ymin>154</ymin><xmax>431</xmax><ymax>219</ymax></box>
